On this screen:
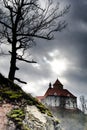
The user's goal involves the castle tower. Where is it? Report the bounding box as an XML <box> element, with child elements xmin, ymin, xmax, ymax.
<box><xmin>53</xmin><ymin>79</ymin><xmax>63</xmax><ymax>89</ymax></box>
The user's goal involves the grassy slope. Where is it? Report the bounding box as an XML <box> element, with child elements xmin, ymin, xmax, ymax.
<box><xmin>0</xmin><ymin>73</ymin><xmax>52</xmax><ymax>116</ymax></box>
<box><xmin>0</xmin><ymin>73</ymin><xmax>53</xmax><ymax>130</ymax></box>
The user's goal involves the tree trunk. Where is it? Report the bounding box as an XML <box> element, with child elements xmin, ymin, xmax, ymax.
<box><xmin>8</xmin><ymin>41</ymin><xmax>16</xmax><ymax>82</ymax></box>
<box><xmin>8</xmin><ymin>55</ymin><xmax>16</xmax><ymax>81</ymax></box>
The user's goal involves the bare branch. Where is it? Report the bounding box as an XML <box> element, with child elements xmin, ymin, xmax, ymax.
<box><xmin>14</xmin><ymin>77</ymin><xmax>27</xmax><ymax>84</ymax></box>
<box><xmin>0</xmin><ymin>21</ymin><xmax>12</xmax><ymax>29</ymax></box>
<box><xmin>17</xmin><ymin>56</ymin><xmax>37</xmax><ymax>63</ymax></box>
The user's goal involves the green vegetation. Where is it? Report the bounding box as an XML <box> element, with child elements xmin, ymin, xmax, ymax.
<box><xmin>7</xmin><ymin>108</ymin><xmax>25</xmax><ymax>124</ymax></box>
<box><xmin>36</xmin><ymin>103</ymin><xmax>53</xmax><ymax>117</ymax></box>
<box><xmin>0</xmin><ymin>73</ymin><xmax>52</xmax><ymax>116</ymax></box>
<box><xmin>0</xmin><ymin>73</ymin><xmax>35</xmax><ymax>104</ymax></box>
<box><xmin>22</xmin><ymin>125</ymin><xmax>31</xmax><ymax>130</ymax></box>
<box><xmin>0</xmin><ymin>96</ymin><xmax>3</xmax><ymax>101</ymax></box>
<box><xmin>1</xmin><ymin>89</ymin><xmax>22</xmax><ymax>100</ymax></box>
<box><xmin>47</xmin><ymin>111</ymin><xmax>53</xmax><ymax>117</ymax></box>
<box><xmin>7</xmin><ymin>108</ymin><xmax>28</xmax><ymax>129</ymax></box>
<box><xmin>0</xmin><ymin>73</ymin><xmax>53</xmax><ymax>129</ymax></box>
<box><xmin>55</xmin><ymin>119</ymin><xmax>60</xmax><ymax>124</ymax></box>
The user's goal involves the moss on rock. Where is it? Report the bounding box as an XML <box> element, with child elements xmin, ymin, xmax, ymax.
<box><xmin>7</xmin><ymin>108</ymin><xmax>25</xmax><ymax>129</ymax></box>
<box><xmin>0</xmin><ymin>73</ymin><xmax>54</xmax><ymax>129</ymax></box>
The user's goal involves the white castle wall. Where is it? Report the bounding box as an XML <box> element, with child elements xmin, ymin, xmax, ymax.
<box><xmin>43</xmin><ymin>96</ymin><xmax>60</xmax><ymax>107</ymax></box>
<box><xmin>42</xmin><ymin>96</ymin><xmax>77</xmax><ymax>109</ymax></box>
<box><xmin>65</xmin><ymin>97</ymin><xmax>77</xmax><ymax>109</ymax></box>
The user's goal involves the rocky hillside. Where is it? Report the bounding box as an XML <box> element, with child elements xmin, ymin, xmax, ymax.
<box><xmin>0</xmin><ymin>73</ymin><xmax>61</xmax><ymax>130</ymax></box>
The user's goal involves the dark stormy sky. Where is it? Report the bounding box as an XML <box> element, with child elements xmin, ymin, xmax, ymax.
<box><xmin>0</xmin><ymin>0</ymin><xmax>87</xmax><ymax>106</ymax></box>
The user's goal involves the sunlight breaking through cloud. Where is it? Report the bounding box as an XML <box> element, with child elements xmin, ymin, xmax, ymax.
<box><xmin>50</xmin><ymin>58</ymin><xmax>67</xmax><ymax>75</ymax></box>
<box><xmin>46</xmin><ymin>50</ymin><xmax>68</xmax><ymax>75</ymax></box>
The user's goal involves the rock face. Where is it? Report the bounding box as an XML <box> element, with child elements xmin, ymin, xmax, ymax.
<box><xmin>0</xmin><ymin>103</ymin><xmax>61</xmax><ymax>130</ymax></box>
<box><xmin>0</xmin><ymin>74</ymin><xmax>61</xmax><ymax>130</ymax></box>
<box><xmin>0</xmin><ymin>104</ymin><xmax>13</xmax><ymax>130</ymax></box>
<box><xmin>23</xmin><ymin>105</ymin><xmax>61</xmax><ymax>130</ymax></box>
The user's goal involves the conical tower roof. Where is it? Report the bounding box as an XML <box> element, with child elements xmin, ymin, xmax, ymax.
<box><xmin>53</xmin><ymin>79</ymin><xmax>63</xmax><ymax>89</ymax></box>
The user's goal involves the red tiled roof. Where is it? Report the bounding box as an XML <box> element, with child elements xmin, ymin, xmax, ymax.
<box><xmin>37</xmin><ymin>79</ymin><xmax>76</xmax><ymax>101</ymax></box>
<box><xmin>44</xmin><ymin>87</ymin><xmax>76</xmax><ymax>98</ymax></box>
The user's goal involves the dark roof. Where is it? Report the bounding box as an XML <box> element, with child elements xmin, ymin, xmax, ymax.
<box><xmin>53</xmin><ymin>79</ymin><xmax>63</xmax><ymax>89</ymax></box>
<box><xmin>44</xmin><ymin>87</ymin><xmax>76</xmax><ymax>98</ymax></box>
<box><xmin>37</xmin><ymin>79</ymin><xmax>77</xmax><ymax>101</ymax></box>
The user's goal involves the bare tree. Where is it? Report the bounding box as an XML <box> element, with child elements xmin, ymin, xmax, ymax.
<box><xmin>0</xmin><ymin>0</ymin><xmax>70</xmax><ymax>84</ymax></box>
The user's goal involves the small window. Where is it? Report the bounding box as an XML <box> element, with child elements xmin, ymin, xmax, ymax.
<box><xmin>67</xmin><ymin>94</ymin><xmax>70</xmax><ymax>97</ymax></box>
<box><xmin>54</xmin><ymin>92</ymin><xmax>57</xmax><ymax>96</ymax></box>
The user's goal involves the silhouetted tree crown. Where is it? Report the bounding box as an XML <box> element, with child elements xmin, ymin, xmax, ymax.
<box><xmin>0</xmin><ymin>0</ymin><xmax>70</xmax><ymax>84</ymax></box>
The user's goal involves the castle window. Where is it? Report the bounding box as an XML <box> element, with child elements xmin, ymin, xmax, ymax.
<box><xmin>67</xmin><ymin>94</ymin><xmax>70</xmax><ymax>97</ymax></box>
<box><xmin>54</xmin><ymin>92</ymin><xmax>57</xmax><ymax>96</ymax></box>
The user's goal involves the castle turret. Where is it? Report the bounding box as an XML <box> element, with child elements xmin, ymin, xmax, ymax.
<box><xmin>49</xmin><ymin>82</ymin><xmax>52</xmax><ymax>89</ymax></box>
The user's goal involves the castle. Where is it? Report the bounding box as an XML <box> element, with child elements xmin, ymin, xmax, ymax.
<box><xmin>37</xmin><ymin>79</ymin><xmax>77</xmax><ymax>109</ymax></box>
